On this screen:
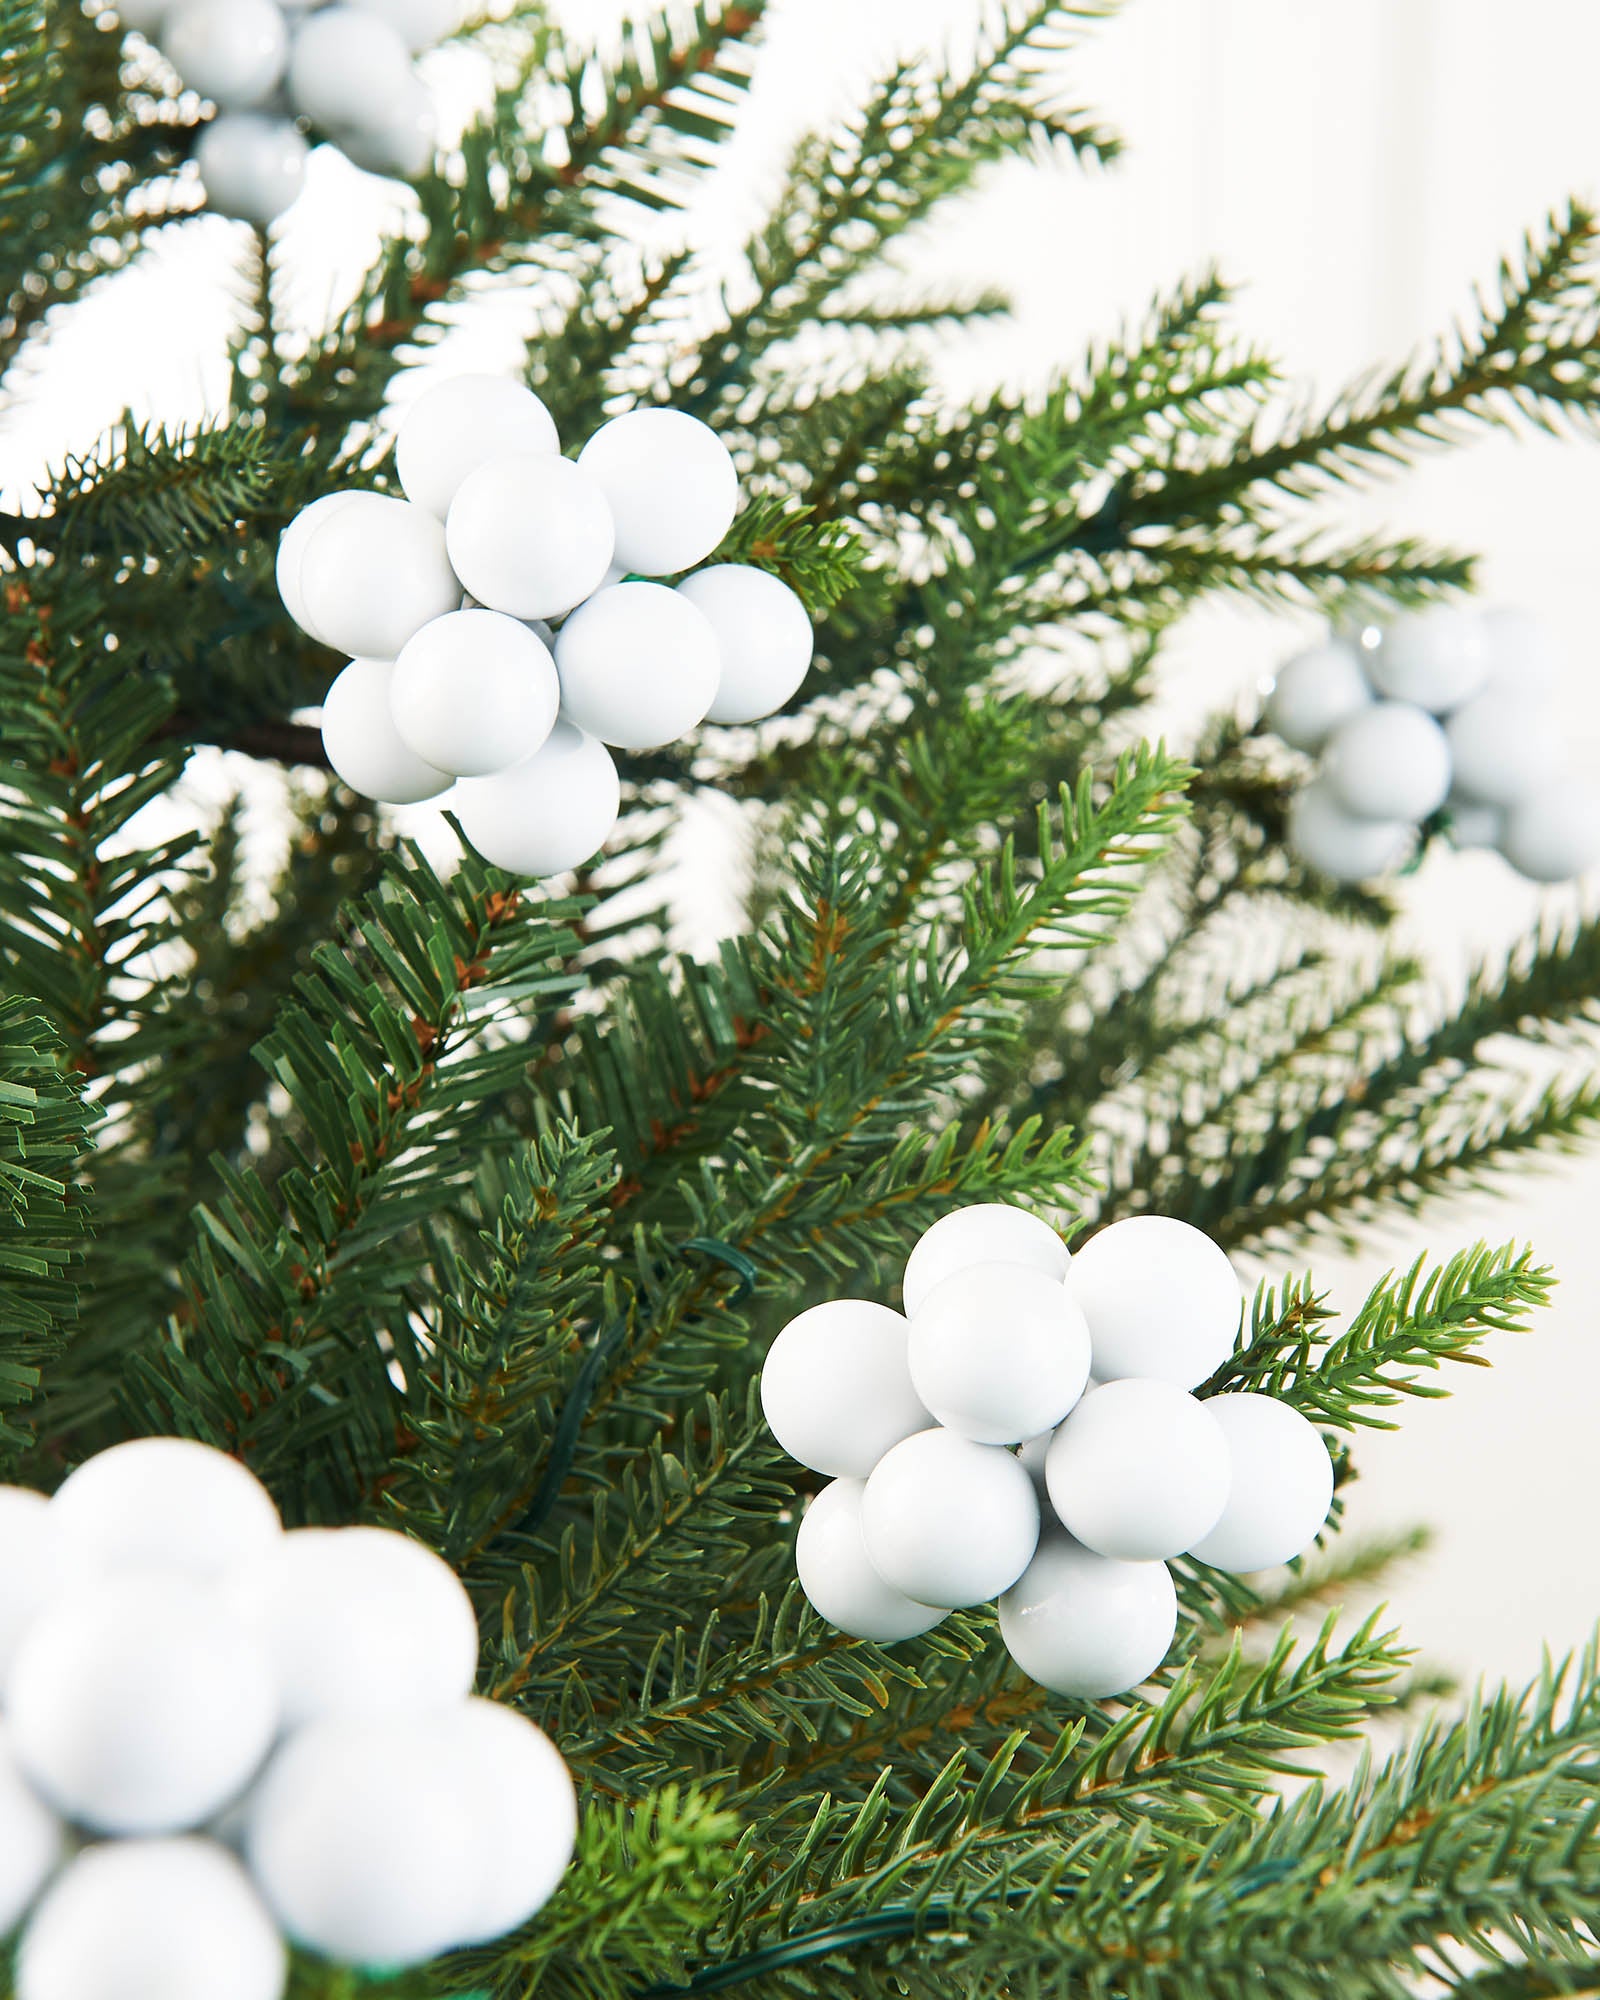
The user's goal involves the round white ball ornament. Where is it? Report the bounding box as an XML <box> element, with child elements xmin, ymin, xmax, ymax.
<box><xmin>901</xmin><ymin>1202</ymin><xmax>1070</xmax><ymax>1319</ymax></box>
<box><xmin>0</xmin><ymin>1725</ymin><xmax>63</xmax><ymax>1938</ymax></box>
<box><xmin>1045</xmin><ymin>1378</ymin><xmax>1230</xmax><ymax>1562</ymax></box>
<box><xmin>397</xmin><ymin>375</ymin><xmax>559</xmax><ymax>521</ymax></box>
<box><xmin>998</xmin><ymin>1532</ymin><xmax>1177</xmax><ymax>1700</ymax></box>
<box><xmin>225</xmin><ymin>1524</ymin><xmax>478</xmax><ymax>1728</ymax></box>
<box><xmin>908</xmin><ymin>1261</ymin><xmax>1091</xmax><ymax>1446</ymax></box>
<box><xmin>1188</xmin><ymin>1393</ymin><xmax>1334</xmax><ymax>1572</ymax></box>
<box><xmin>196</xmin><ymin>115</ymin><xmax>310</xmax><ymax>227</ymax></box>
<box><xmin>1444</xmin><ymin>689</ymin><xmax>1561</xmax><ymax>808</ymax></box>
<box><xmin>320</xmin><ymin>658</ymin><xmax>451</xmax><ymax>803</ymax></box>
<box><xmin>285</xmin><ymin>8</ymin><xmax>414</xmax><ymax>133</ymax></box>
<box><xmin>1067</xmin><ymin>1215</ymin><xmax>1241</xmax><ymax>1389</ymax></box>
<box><xmin>429</xmin><ymin>1698</ymin><xmax>577</xmax><ymax>1945</ymax></box>
<box><xmin>453</xmin><ymin>721</ymin><xmax>620</xmax><ymax>877</ymax></box>
<box><xmin>554</xmin><ymin>582</ymin><xmax>720</xmax><ymax>750</ymax></box>
<box><xmin>860</xmin><ymin>1429</ymin><xmax>1039</xmax><ymax>1609</ymax></box>
<box><xmin>47</xmin><ymin>1434</ymin><xmax>281</xmax><ymax>1584</ymax></box>
<box><xmin>1445</xmin><ymin>795</ymin><xmax>1504</xmax><ymax>850</ymax></box>
<box><xmin>1498</xmin><ymin>781</ymin><xmax>1600</xmax><ymax>883</ymax></box>
<box><xmin>1367</xmin><ymin>607</ymin><xmax>1492</xmax><ymax>712</ymax></box>
<box><xmin>346</xmin><ymin>0</ymin><xmax>458</xmax><ymax>53</ymax></box>
<box><xmin>276</xmin><ymin>492</ymin><xmax>363</xmax><ymax>644</ymax></box>
<box><xmin>164</xmin><ymin>0</ymin><xmax>289</xmax><ymax>110</ymax></box>
<box><xmin>8</xmin><ymin>1572</ymin><xmax>279</xmax><ymax>1835</ymax></box>
<box><xmin>0</xmin><ymin>1486</ymin><xmax>54</xmax><ymax>1680</ymax></box>
<box><xmin>1015</xmin><ymin>1429</ymin><xmax>1055</xmax><ymax>1496</ymax></box>
<box><xmin>338</xmin><ymin>81</ymin><xmax>437</xmax><ymax>178</ymax></box>
<box><xmin>296</xmin><ymin>493</ymin><xmax>460</xmax><ymax>661</ymax></box>
<box><xmin>578</xmin><ymin>409</ymin><xmax>738</xmax><ymax>576</ymax></box>
<box><xmin>1264</xmin><ymin>640</ymin><xmax>1372</xmax><ymax>753</ymax></box>
<box><xmin>1322</xmin><ymin>700</ymin><xmax>1451</xmax><ymax>823</ymax></box>
<box><xmin>1288</xmin><ymin>777</ymin><xmax>1414</xmax><ymax>883</ymax></box>
<box><xmin>676</xmin><ymin>564</ymin><xmax>814</xmax><ymax>724</ymax></box>
<box><xmin>795</xmin><ymin>1478</ymin><xmax>947</xmax><ymax>1644</ymax></box>
<box><xmin>390</xmin><ymin>608</ymin><xmax>559</xmax><ymax>778</ymax></box>
<box><xmin>760</xmin><ymin>1299</ymin><xmax>929</xmax><ymax>1478</ymax></box>
<box><xmin>16</xmin><ymin>1839</ymin><xmax>286</xmax><ymax>2000</ymax></box>
<box><xmin>446</xmin><ymin>453</ymin><xmax>615</xmax><ymax>620</ymax></box>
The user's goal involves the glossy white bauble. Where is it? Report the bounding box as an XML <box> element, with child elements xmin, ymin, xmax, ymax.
<box><xmin>795</xmin><ymin>1478</ymin><xmax>947</xmax><ymax>1644</ymax></box>
<box><xmin>429</xmin><ymin>1698</ymin><xmax>577</xmax><ymax>1945</ymax></box>
<box><xmin>860</xmin><ymin>1429</ymin><xmax>1039</xmax><ymax>1609</ymax></box>
<box><xmin>164</xmin><ymin>0</ymin><xmax>289</xmax><ymax>110</ymax></box>
<box><xmin>1498</xmin><ymin>782</ymin><xmax>1600</xmax><ymax>883</ymax></box>
<box><xmin>8</xmin><ymin>1572</ymin><xmax>279</xmax><ymax>1835</ymax></box>
<box><xmin>16</xmin><ymin>1839</ymin><xmax>286</xmax><ymax>2000</ymax></box>
<box><xmin>390</xmin><ymin>608</ymin><xmax>559</xmax><ymax>778</ymax></box>
<box><xmin>338</xmin><ymin>79</ymin><xmax>437</xmax><ymax>179</ymax></box>
<box><xmin>0</xmin><ymin>1724</ymin><xmax>63</xmax><ymax>1937</ymax></box>
<box><xmin>577</xmin><ymin>409</ymin><xmax>738</xmax><ymax>576</ymax></box>
<box><xmin>554</xmin><ymin>582</ymin><xmax>720</xmax><ymax>750</ymax></box>
<box><xmin>1287</xmin><ymin>777</ymin><xmax>1414</xmax><ymax>884</ymax></box>
<box><xmin>225</xmin><ymin>1525</ymin><xmax>478</xmax><ymax>1728</ymax></box>
<box><xmin>1367</xmin><ymin>606</ymin><xmax>1492</xmax><ymax>712</ymax></box>
<box><xmin>908</xmin><ymin>1261</ymin><xmax>1091</xmax><ymax>1446</ymax></box>
<box><xmin>196</xmin><ymin>114</ymin><xmax>310</xmax><ymax>227</ymax></box>
<box><xmin>0</xmin><ymin>1487</ymin><xmax>54</xmax><ymax>1680</ymax></box>
<box><xmin>446</xmin><ymin>453</ymin><xmax>615</xmax><ymax>620</ymax></box>
<box><xmin>396</xmin><ymin>374</ymin><xmax>559</xmax><ymax>521</ymax></box>
<box><xmin>901</xmin><ymin>1202</ymin><xmax>1070</xmax><ymax>1319</ymax></box>
<box><xmin>453</xmin><ymin>721</ymin><xmax>620</xmax><ymax>877</ymax></box>
<box><xmin>1067</xmin><ymin>1215</ymin><xmax>1241</xmax><ymax>1389</ymax></box>
<box><xmin>320</xmin><ymin>658</ymin><xmax>452</xmax><ymax>803</ymax></box>
<box><xmin>676</xmin><ymin>565</ymin><xmax>814</xmax><ymax>724</ymax></box>
<box><xmin>1444</xmin><ymin>689</ymin><xmax>1561</xmax><ymax>808</ymax></box>
<box><xmin>1445</xmin><ymin>795</ymin><xmax>1504</xmax><ymax>850</ymax></box>
<box><xmin>285</xmin><ymin>8</ymin><xmax>414</xmax><ymax>133</ymax></box>
<box><xmin>1264</xmin><ymin>640</ymin><xmax>1372</xmax><ymax>753</ymax></box>
<box><xmin>1045</xmin><ymin>1378</ymin><xmax>1230</xmax><ymax>1562</ymax></box>
<box><xmin>298</xmin><ymin>492</ymin><xmax>460</xmax><ymax>661</ymax></box>
<box><xmin>1323</xmin><ymin>701</ymin><xmax>1451</xmax><ymax>823</ymax></box>
<box><xmin>47</xmin><ymin>1435</ymin><xmax>281</xmax><ymax>1584</ymax></box>
<box><xmin>760</xmin><ymin>1299</ymin><xmax>929</xmax><ymax>1477</ymax></box>
<box><xmin>998</xmin><ymin>1532</ymin><xmax>1176</xmax><ymax>1699</ymax></box>
<box><xmin>1481</xmin><ymin>605</ymin><xmax>1563</xmax><ymax>699</ymax></box>
<box><xmin>346</xmin><ymin>0</ymin><xmax>458</xmax><ymax>54</ymax></box>
<box><xmin>1188</xmin><ymin>1393</ymin><xmax>1334</xmax><ymax>1572</ymax></box>
<box><xmin>276</xmin><ymin>491</ymin><xmax>363</xmax><ymax>643</ymax></box>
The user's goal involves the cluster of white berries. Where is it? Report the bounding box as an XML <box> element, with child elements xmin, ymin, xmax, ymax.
<box><xmin>0</xmin><ymin>1438</ymin><xmax>575</xmax><ymax>1999</ymax></box>
<box><xmin>1271</xmin><ymin>605</ymin><xmax>1600</xmax><ymax>886</ymax></box>
<box><xmin>281</xmin><ymin>376</ymin><xmax>814</xmax><ymax>878</ymax></box>
<box><xmin>117</xmin><ymin>0</ymin><xmax>454</xmax><ymax>226</ymax></box>
<box><xmin>762</xmin><ymin>1207</ymin><xmax>1335</xmax><ymax>1700</ymax></box>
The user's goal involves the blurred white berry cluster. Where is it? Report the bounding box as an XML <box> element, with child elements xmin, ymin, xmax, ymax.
<box><xmin>761</xmin><ymin>1206</ymin><xmax>1334</xmax><ymax>1700</ymax></box>
<box><xmin>0</xmin><ymin>1438</ymin><xmax>575</xmax><ymax>2000</ymax></box>
<box><xmin>117</xmin><ymin>0</ymin><xmax>454</xmax><ymax>226</ymax></box>
<box><xmin>283</xmin><ymin>376</ymin><xmax>815</xmax><ymax>879</ymax></box>
<box><xmin>1271</xmin><ymin>605</ymin><xmax>1600</xmax><ymax>886</ymax></box>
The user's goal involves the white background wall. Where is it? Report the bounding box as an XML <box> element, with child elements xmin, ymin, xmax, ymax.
<box><xmin>5</xmin><ymin>0</ymin><xmax>1599</xmax><ymax>1688</ymax></box>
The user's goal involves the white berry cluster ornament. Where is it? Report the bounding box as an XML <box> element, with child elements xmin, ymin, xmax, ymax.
<box><xmin>762</xmin><ymin>1207</ymin><xmax>1336</xmax><ymax>1701</ymax></box>
<box><xmin>1271</xmin><ymin>606</ymin><xmax>1600</xmax><ymax>885</ymax></box>
<box><xmin>0</xmin><ymin>1438</ymin><xmax>576</xmax><ymax>1998</ymax></box>
<box><xmin>117</xmin><ymin>0</ymin><xmax>455</xmax><ymax>226</ymax></box>
<box><xmin>282</xmin><ymin>377</ymin><xmax>815</xmax><ymax>877</ymax></box>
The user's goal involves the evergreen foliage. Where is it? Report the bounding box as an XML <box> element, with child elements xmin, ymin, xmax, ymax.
<box><xmin>0</xmin><ymin>2</ymin><xmax>1596</xmax><ymax>1994</ymax></box>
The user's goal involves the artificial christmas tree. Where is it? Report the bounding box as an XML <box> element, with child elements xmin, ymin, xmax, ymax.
<box><xmin>2</xmin><ymin>1</ymin><xmax>1599</xmax><ymax>1994</ymax></box>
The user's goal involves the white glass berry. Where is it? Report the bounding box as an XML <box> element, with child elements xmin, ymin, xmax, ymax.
<box><xmin>446</xmin><ymin>453</ymin><xmax>616</xmax><ymax>620</ymax></box>
<box><xmin>1480</xmin><ymin>605</ymin><xmax>1563</xmax><ymax>699</ymax></box>
<box><xmin>1014</xmin><ymin>1429</ymin><xmax>1054</xmax><ymax>1496</ymax></box>
<box><xmin>1264</xmin><ymin>639</ymin><xmax>1373</xmax><ymax>753</ymax></box>
<box><xmin>1045</xmin><ymin>1378</ymin><xmax>1230</xmax><ymax>1561</ymax></box>
<box><xmin>453</xmin><ymin>720</ymin><xmax>620</xmax><ymax>877</ymax></box>
<box><xmin>1498</xmin><ymin>781</ymin><xmax>1600</xmax><ymax>883</ymax></box>
<box><xmin>0</xmin><ymin>1487</ymin><xmax>54</xmax><ymax>1680</ymax></box>
<box><xmin>164</xmin><ymin>0</ymin><xmax>289</xmax><ymax>110</ymax></box>
<box><xmin>16</xmin><ymin>1838</ymin><xmax>286</xmax><ymax>2000</ymax></box>
<box><xmin>338</xmin><ymin>78</ymin><xmax>437</xmax><ymax>178</ymax></box>
<box><xmin>47</xmin><ymin>1435</ymin><xmax>282</xmax><ymax>1585</ymax></box>
<box><xmin>997</xmin><ymin>1531</ymin><xmax>1177</xmax><ymax>1700</ymax></box>
<box><xmin>795</xmin><ymin>1478</ymin><xmax>946</xmax><ymax>1644</ymax></box>
<box><xmin>1444</xmin><ymin>688</ymin><xmax>1560</xmax><ymax>808</ymax></box>
<box><xmin>1067</xmin><ymin>1215</ymin><xmax>1241</xmax><ymax>1389</ymax></box>
<box><xmin>429</xmin><ymin>1698</ymin><xmax>578</xmax><ymax>1945</ymax></box>
<box><xmin>196</xmin><ymin>115</ymin><xmax>310</xmax><ymax>227</ymax></box>
<box><xmin>346</xmin><ymin>0</ymin><xmax>458</xmax><ymax>55</ymax></box>
<box><xmin>320</xmin><ymin>657</ymin><xmax>452</xmax><ymax>804</ymax></box>
<box><xmin>285</xmin><ymin>7</ymin><xmax>414</xmax><ymax>133</ymax></box>
<box><xmin>908</xmin><ymin>1261</ymin><xmax>1091</xmax><ymax>1445</ymax></box>
<box><xmin>8</xmin><ymin>1572</ymin><xmax>279</xmax><ymax>1835</ymax></box>
<box><xmin>224</xmin><ymin>1525</ymin><xmax>478</xmax><ymax>1728</ymax></box>
<box><xmin>1445</xmin><ymin>795</ymin><xmax>1503</xmax><ymax>850</ymax></box>
<box><xmin>0</xmin><ymin>1725</ymin><xmax>63</xmax><ymax>1939</ymax></box>
<box><xmin>1287</xmin><ymin>777</ymin><xmax>1414</xmax><ymax>884</ymax></box>
<box><xmin>1366</xmin><ymin>606</ymin><xmax>1492</xmax><ymax>712</ymax></box>
<box><xmin>760</xmin><ymin>1299</ymin><xmax>929</xmax><ymax>1477</ymax></box>
<box><xmin>275</xmin><ymin>491</ymin><xmax>362</xmax><ymax>644</ymax></box>
<box><xmin>1188</xmin><ymin>1393</ymin><xmax>1334</xmax><ymax>1572</ymax></box>
<box><xmin>295</xmin><ymin>492</ymin><xmax>460</xmax><ymax>661</ymax></box>
<box><xmin>553</xmin><ymin>582</ymin><xmax>720</xmax><ymax>750</ymax></box>
<box><xmin>396</xmin><ymin>374</ymin><xmax>560</xmax><ymax>521</ymax></box>
<box><xmin>244</xmin><ymin>1717</ymin><xmax>484</xmax><ymax>1966</ymax></box>
<box><xmin>676</xmin><ymin>564</ymin><xmax>815</xmax><ymax>724</ymax></box>
<box><xmin>1322</xmin><ymin>700</ymin><xmax>1451</xmax><ymax>823</ymax></box>
<box><xmin>860</xmin><ymin>1429</ymin><xmax>1039</xmax><ymax>1609</ymax></box>
<box><xmin>901</xmin><ymin>1201</ymin><xmax>1070</xmax><ymax>1319</ymax></box>
<box><xmin>389</xmin><ymin>608</ymin><xmax>559</xmax><ymax>778</ymax></box>
<box><xmin>577</xmin><ymin>409</ymin><xmax>739</xmax><ymax>576</ymax></box>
